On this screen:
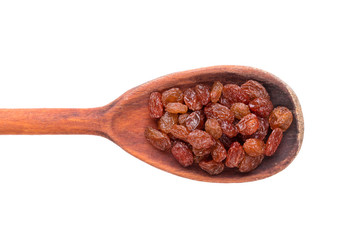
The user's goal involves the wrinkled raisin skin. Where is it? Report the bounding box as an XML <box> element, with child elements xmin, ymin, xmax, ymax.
<box><xmin>184</xmin><ymin>88</ymin><xmax>202</xmax><ymax>111</ymax></box>
<box><xmin>265</xmin><ymin>128</ymin><xmax>283</xmax><ymax>156</ymax></box>
<box><xmin>187</xmin><ymin>130</ymin><xmax>216</xmax><ymax>149</ymax></box>
<box><xmin>239</xmin><ymin>154</ymin><xmax>264</xmax><ymax>173</ymax></box>
<box><xmin>240</xmin><ymin>80</ymin><xmax>270</xmax><ymax>101</ymax></box>
<box><xmin>219</xmin><ymin>120</ymin><xmax>238</xmax><ymax>138</ymax></box>
<box><xmin>223</xmin><ymin>84</ymin><xmax>249</xmax><ymax>104</ymax></box>
<box><xmin>236</xmin><ymin>113</ymin><xmax>259</xmax><ymax>135</ymax></box>
<box><xmin>225</xmin><ymin>142</ymin><xmax>245</xmax><ymax>168</ymax></box>
<box><xmin>210</xmin><ymin>81</ymin><xmax>223</xmax><ymax>103</ymax></box>
<box><xmin>205</xmin><ymin>118</ymin><xmax>222</xmax><ymax>139</ymax></box>
<box><xmin>243</xmin><ymin>138</ymin><xmax>265</xmax><ymax>157</ymax></box>
<box><xmin>145</xmin><ymin>127</ymin><xmax>171</xmax><ymax>151</ymax></box>
<box><xmin>249</xmin><ymin>97</ymin><xmax>274</xmax><ymax>118</ymax></box>
<box><xmin>269</xmin><ymin>106</ymin><xmax>293</xmax><ymax>131</ymax></box>
<box><xmin>211</xmin><ymin>140</ymin><xmax>227</xmax><ymax>162</ymax></box>
<box><xmin>149</xmin><ymin>92</ymin><xmax>164</xmax><ymax>118</ymax></box>
<box><xmin>192</xmin><ymin>147</ymin><xmax>212</xmax><ymax>157</ymax></box>
<box><xmin>161</xmin><ymin>88</ymin><xmax>184</xmax><ymax>105</ymax></box>
<box><xmin>170</xmin><ymin>125</ymin><xmax>190</xmax><ymax>142</ymax></box>
<box><xmin>243</xmin><ymin>117</ymin><xmax>269</xmax><ymax>141</ymax></box>
<box><xmin>204</xmin><ymin>103</ymin><xmax>234</xmax><ymax>123</ymax></box>
<box><xmin>158</xmin><ymin>112</ymin><xmax>178</xmax><ymax>133</ymax></box>
<box><xmin>171</xmin><ymin>142</ymin><xmax>194</xmax><ymax>167</ymax></box>
<box><xmin>165</xmin><ymin>102</ymin><xmax>188</xmax><ymax>114</ymax></box>
<box><xmin>231</xmin><ymin>103</ymin><xmax>250</xmax><ymax>120</ymax></box>
<box><xmin>199</xmin><ymin>160</ymin><xmax>224</xmax><ymax>175</ymax></box>
<box><xmin>195</xmin><ymin>84</ymin><xmax>211</xmax><ymax>105</ymax></box>
<box><xmin>185</xmin><ymin>111</ymin><xmax>203</xmax><ymax>131</ymax></box>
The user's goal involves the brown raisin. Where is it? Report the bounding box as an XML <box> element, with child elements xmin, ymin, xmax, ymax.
<box><xmin>243</xmin><ymin>117</ymin><xmax>269</xmax><ymax>141</ymax></box>
<box><xmin>225</xmin><ymin>142</ymin><xmax>245</xmax><ymax>168</ymax></box>
<box><xmin>171</xmin><ymin>142</ymin><xmax>194</xmax><ymax>167</ymax></box>
<box><xmin>178</xmin><ymin>113</ymin><xmax>190</xmax><ymax>126</ymax></box>
<box><xmin>210</xmin><ymin>81</ymin><xmax>223</xmax><ymax>103</ymax></box>
<box><xmin>161</xmin><ymin>88</ymin><xmax>184</xmax><ymax>105</ymax></box>
<box><xmin>219</xmin><ymin>134</ymin><xmax>234</xmax><ymax>149</ymax></box>
<box><xmin>231</xmin><ymin>102</ymin><xmax>250</xmax><ymax>120</ymax></box>
<box><xmin>184</xmin><ymin>88</ymin><xmax>202</xmax><ymax>111</ymax></box>
<box><xmin>192</xmin><ymin>147</ymin><xmax>212</xmax><ymax>157</ymax></box>
<box><xmin>239</xmin><ymin>154</ymin><xmax>264</xmax><ymax>173</ymax></box>
<box><xmin>219</xmin><ymin>120</ymin><xmax>238</xmax><ymax>138</ymax></box>
<box><xmin>195</xmin><ymin>84</ymin><xmax>211</xmax><ymax>105</ymax></box>
<box><xmin>158</xmin><ymin>112</ymin><xmax>178</xmax><ymax>133</ymax></box>
<box><xmin>149</xmin><ymin>92</ymin><xmax>164</xmax><ymax>118</ymax></box>
<box><xmin>185</xmin><ymin>111</ymin><xmax>202</xmax><ymax>131</ymax></box>
<box><xmin>187</xmin><ymin>130</ymin><xmax>216</xmax><ymax>149</ymax></box>
<box><xmin>165</xmin><ymin>102</ymin><xmax>188</xmax><ymax>114</ymax></box>
<box><xmin>240</xmin><ymin>80</ymin><xmax>270</xmax><ymax>101</ymax></box>
<box><xmin>269</xmin><ymin>106</ymin><xmax>293</xmax><ymax>131</ymax></box>
<box><xmin>223</xmin><ymin>84</ymin><xmax>249</xmax><ymax>104</ymax></box>
<box><xmin>199</xmin><ymin>160</ymin><xmax>224</xmax><ymax>175</ymax></box>
<box><xmin>170</xmin><ymin>125</ymin><xmax>190</xmax><ymax>142</ymax></box>
<box><xmin>265</xmin><ymin>128</ymin><xmax>283</xmax><ymax>156</ymax></box>
<box><xmin>194</xmin><ymin>155</ymin><xmax>209</xmax><ymax>164</ymax></box>
<box><xmin>145</xmin><ymin>127</ymin><xmax>171</xmax><ymax>151</ymax></box>
<box><xmin>204</xmin><ymin>103</ymin><xmax>234</xmax><ymax>123</ymax></box>
<box><xmin>205</xmin><ymin>118</ymin><xmax>222</xmax><ymax>139</ymax></box>
<box><xmin>249</xmin><ymin>97</ymin><xmax>273</xmax><ymax>118</ymax></box>
<box><xmin>236</xmin><ymin>113</ymin><xmax>259</xmax><ymax>135</ymax></box>
<box><xmin>219</xmin><ymin>95</ymin><xmax>233</xmax><ymax>108</ymax></box>
<box><xmin>211</xmin><ymin>140</ymin><xmax>227</xmax><ymax>162</ymax></box>
<box><xmin>243</xmin><ymin>138</ymin><xmax>265</xmax><ymax>157</ymax></box>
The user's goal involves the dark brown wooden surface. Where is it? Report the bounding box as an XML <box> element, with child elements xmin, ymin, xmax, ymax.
<box><xmin>0</xmin><ymin>66</ymin><xmax>304</xmax><ymax>183</ymax></box>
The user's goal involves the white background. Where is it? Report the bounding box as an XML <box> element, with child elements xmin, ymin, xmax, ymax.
<box><xmin>0</xmin><ymin>1</ymin><xmax>359</xmax><ymax>239</ymax></box>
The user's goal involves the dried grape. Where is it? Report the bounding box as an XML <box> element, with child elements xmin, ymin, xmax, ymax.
<box><xmin>171</xmin><ymin>142</ymin><xmax>194</xmax><ymax>167</ymax></box>
<box><xmin>236</xmin><ymin>113</ymin><xmax>259</xmax><ymax>135</ymax></box>
<box><xmin>184</xmin><ymin>88</ymin><xmax>202</xmax><ymax>111</ymax></box>
<box><xmin>243</xmin><ymin>138</ymin><xmax>265</xmax><ymax>157</ymax></box>
<box><xmin>210</xmin><ymin>81</ymin><xmax>223</xmax><ymax>103</ymax></box>
<box><xmin>170</xmin><ymin>125</ymin><xmax>190</xmax><ymax>142</ymax></box>
<box><xmin>205</xmin><ymin>118</ymin><xmax>222</xmax><ymax>139</ymax></box>
<box><xmin>145</xmin><ymin>127</ymin><xmax>171</xmax><ymax>151</ymax></box>
<box><xmin>158</xmin><ymin>112</ymin><xmax>178</xmax><ymax>133</ymax></box>
<box><xmin>195</xmin><ymin>84</ymin><xmax>211</xmax><ymax>105</ymax></box>
<box><xmin>269</xmin><ymin>106</ymin><xmax>293</xmax><ymax>131</ymax></box>
<box><xmin>223</xmin><ymin>84</ymin><xmax>249</xmax><ymax>104</ymax></box>
<box><xmin>199</xmin><ymin>160</ymin><xmax>224</xmax><ymax>175</ymax></box>
<box><xmin>225</xmin><ymin>142</ymin><xmax>245</xmax><ymax>168</ymax></box>
<box><xmin>149</xmin><ymin>92</ymin><xmax>164</xmax><ymax>118</ymax></box>
<box><xmin>211</xmin><ymin>140</ymin><xmax>227</xmax><ymax>162</ymax></box>
<box><xmin>204</xmin><ymin>103</ymin><xmax>234</xmax><ymax>123</ymax></box>
<box><xmin>165</xmin><ymin>102</ymin><xmax>188</xmax><ymax>114</ymax></box>
<box><xmin>187</xmin><ymin>130</ymin><xmax>216</xmax><ymax>149</ymax></box>
<box><xmin>219</xmin><ymin>120</ymin><xmax>238</xmax><ymax>138</ymax></box>
<box><xmin>265</xmin><ymin>128</ymin><xmax>283</xmax><ymax>156</ymax></box>
<box><xmin>162</xmin><ymin>88</ymin><xmax>184</xmax><ymax>105</ymax></box>
<box><xmin>178</xmin><ymin>113</ymin><xmax>190</xmax><ymax>126</ymax></box>
<box><xmin>240</xmin><ymin>80</ymin><xmax>270</xmax><ymax>101</ymax></box>
<box><xmin>239</xmin><ymin>154</ymin><xmax>264</xmax><ymax>173</ymax></box>
<box><xmin>231</xmin><ymin>103</ymin><xmax>250</xmax><ymax>120</ymax></box>
<box><xmin>249</xmin><ymin>97</ymin><xmax>273</xmax><ymax>118</ymax></box>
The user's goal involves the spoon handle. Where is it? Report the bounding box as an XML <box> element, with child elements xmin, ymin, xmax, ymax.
<box><xmin>0</xmin><ymin>108</ymin><xmax>105</xmax><ymax>136</ymax></box>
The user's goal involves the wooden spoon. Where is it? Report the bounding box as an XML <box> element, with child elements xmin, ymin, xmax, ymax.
<box><xmin>0</xmin><ymin>66</ymin><xmax>304</xmax><ymax>183</ymax></box>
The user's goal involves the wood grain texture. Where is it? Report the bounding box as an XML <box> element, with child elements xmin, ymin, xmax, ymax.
<box><xmin>0</xmin><ymin>66</ymin><xmax>304</xmax><ymax>183</ymax></box>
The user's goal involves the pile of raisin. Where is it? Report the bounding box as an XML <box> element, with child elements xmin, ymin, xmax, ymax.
<box><xmin>145</xmin><ymin>80</ymin><xmax>293</xmax><ymax>175</ymax></box>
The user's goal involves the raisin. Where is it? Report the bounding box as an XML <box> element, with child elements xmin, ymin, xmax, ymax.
<box><xmin>170</xmin><ymin>125</ymin><xmax>190</xmax><ymax>142</ymax></box>
<box><xmin>171</xmin><ymin>142</ymin><xmax>194</xmax><ymax>167</ymax></box>
<box><xmin>225</xmin><ymin>142</ymin><xmax>245</xmax><ymax>168</ymax></box>
<box><xmin>187</xmin><ymin>130</ymin><xmax>216</xmax><ymax>149</ymax></box>
<box><xmin>210</xmin><ymin>81</ymin><xmax>223</xmax><ymax>103</ymax></box>
<box><xmin>195</xmin><ymin>84</ymin><xmax>211</xmax><ymax>105</ymax></box>
<box><xmin>178</xmin><ymin>113</ymin><xmax>190</xmax><ymax>126</ymax></box>
<box><xmin>185</xmin><ymin>111</ymin><xmax>203</xmax><ymax>131</ymax></box>
<box><xmin>219</xmin><ymin>95</ymin><xmax>233</xmax><ymax>108</ymax></box>
<box><xmin>161</xmin><ymin>88</ymin><xmax>184</xmax><ymax>105</ymax></box>
<box><xmin>211</xmin><ymin>140</ymin><xmax>227</xmax><ymax>162</ymax></box>
<box><xmin>223</xmin><ymin>84</ymin><xmax>249</xmax><ymax>104</ymax></box>
<box><xmin>249</xmin><ymin>97</ymin><xmax>273</xmax><ymax>118</ymax></box>
<box><xmin>184</xmin><ymin>88</ymin><xmax>202</xmax><ymax>111</ymax></box>
<box><xmin>204</xmin><ymin>103</ymin><xmax>234</xmax><ymax>123</ymax></box>
<box><xmin>145</xmin><ymin>127</ymin><xmax>171</xmax><ymax>151</ymax></box>
<box><xmin>240</xmin><ymin>80</ymin><xmax>270</xmax><ymax>101</ymax></box>
<box><xmin>194</xmin><ymin>155</ymin><xmax>209</xmax><ymax>164</ymax></box>
<box><xmin>236</xmin><ymin>113</ymin><xmax>259</xmax><ymax>135</ymax></box>
<box><xmin>243</xmin><ymin>138</ymin><xmax>265</xmax><ymax>157</ymax></box>
<box><xmin>158</xmin><ymin>112</ymin><xmax>178</xmax><ymax>133</ymax></box>
<box><xmin>149</xmin><ymin>92</ymin><xmax>164</xmax><ymax>118</ymax></box>
<box><xmin>199</xmin><ymin>160</ymin><xmax>224</xmax><ymax>175</ymax></box>
<box><xmin>219</xmin><ymin>134</ymin><xmax>233</xmax><ymax>149</ymax></box>
<box><xmin>205</xmin><ymin>118</ymin><xmax>222</xmax><ymax>139</ymax></box>
<box><xmin>269</xmin><ymin>106</ymin><xmax>293</xmax><ymax>131</ymax></box>
<box><xmin>165</xmin><ymin>102</ymin><xmax>188</xmax><ymax>114</ymax></box>
<box><xmin>196</xmin><ymin>110</ymin><xmax>206</xmax><ymax>130</ymax></box>
<box><xmin>192</xmin><ymin>147</ymin><xmax>212</xmax><ymax>157</ymax></box>
<box><xmin>239</xmin><ymin>154</ymin><xmax>264</xmax><ymax>173</ymax></box>
<box><xmin>265</xmin><ymin>128</ymin><xmax>283</xmax><ymax>156</ymax></box>
<box><xmin>231</xmin><ymin>102</ymin><xmax>250</xmax><ymax>120</ymax></box>
<box><xmin>244</xmin><ymin>117</ymin><xmax>269</xmax><ymax>141</ymax></box>
<box><xmin>219</xmin><ymin>120</ymin><xmax>238</xmax><ymax>138</ymax></box>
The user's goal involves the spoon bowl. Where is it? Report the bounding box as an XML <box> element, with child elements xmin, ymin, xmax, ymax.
<box><xmin>0</xmin><ymin>66</ymin><xmax>303</xmax><ymax>183</ymax></box>
<box><xmin>105</xmin><ymin>65</ymin><xmax>304</xmax><ymax>183</ymax></box>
